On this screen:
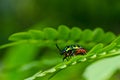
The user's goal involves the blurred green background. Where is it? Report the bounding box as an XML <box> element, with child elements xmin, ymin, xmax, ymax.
<box><xmin>0</xmin><ymin>0</ymin><xmax>120</xmax><ymax>80</ymax></box>
<box><xmin>0</xmin><ymin>0</ymin><xmax>120</xmax><ymax>44</ymax></box>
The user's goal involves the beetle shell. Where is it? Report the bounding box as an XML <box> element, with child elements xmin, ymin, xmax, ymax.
<box><xmin>75</xmin><ymin>48</ymin><xmax>87</xmax><ymax>55</ymax></box>
<box><xmin>56</xmin><ymin>44</ymin><xmax>87</xmax><ymax>61</ymax></box>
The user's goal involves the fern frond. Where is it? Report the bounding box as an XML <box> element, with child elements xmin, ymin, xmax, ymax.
<box><xmin>25</xmin><ymin>38</ymin><xmax>120</xmax><ymax>80</ymax></box>
<box><xmin>0</xmin><ymin>25</ymin><xmax>120</xmax><ymax>80</ymax></box>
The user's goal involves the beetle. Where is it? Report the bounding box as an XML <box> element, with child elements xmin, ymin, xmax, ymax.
<box><xmin>56</xmin><ymin>44</ymin><xmax>87</xmax><ymax>61</ymax></box>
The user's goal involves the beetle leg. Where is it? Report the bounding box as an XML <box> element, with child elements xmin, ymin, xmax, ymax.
<box><xmin>63</xmin><ymin>54</ymin><xmax>68</xmax><ymax>61</ymax></box>
<box><xmin>70</xmin><ymin>50</ymin><xmax>75</xmax><ymax>57</ymax></box>
<box><xmin>63</xmin><ymin>56</ymin><xmax>66</xmax><ymax>61</ymax></box>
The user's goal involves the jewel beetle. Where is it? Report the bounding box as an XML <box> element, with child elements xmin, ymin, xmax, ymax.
<box><xmin>56</xmin><ymin>44</ymin><xmax>87</xmax><ymax>61</ymax></box>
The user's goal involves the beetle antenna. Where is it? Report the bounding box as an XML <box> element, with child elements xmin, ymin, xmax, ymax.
<box><xmin>56</xmin><ymin>44</ymin><xmax>62</xmax><ymax>52</ymax></box>
<box><xmin>56</xmin><ymin>44</ymin><xmax>61</xmax><ymax>52</ymax></box>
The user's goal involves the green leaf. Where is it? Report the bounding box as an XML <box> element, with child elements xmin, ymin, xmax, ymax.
<box><xmin>29</xmin><ymin>30</ymin><xmax>44</xmax><ymax>40</ymax></box>
<box><xmin>83</xmin><ymin>55</ymin><xmax>120</xmax><ymax>80</ymax></box>
<box><xmin>4</xmin><ymin>43</ymin><xmax>38</xmax><ymax>69</ymax></box>
<box><xmin>58</xmin><ymin>25</ymin><xmax>70</xmax><ymax>40</ymax></box>
<box><xmin>113</xmin><ymin>36</ymin><xmax>120</xmax><ymax>45</ymax></box>
<box><xmin>25</xmin><ymin>47</ymin><xmax>120</xmax><ymax>80</ymax></box>
<box><xmin>101</xmin><ymin>32</ymin><xmax>116</xmax><ymax>44</ymax></box>
<box><xmin>69</xmin><ymin>27</ymin><xmax>82</xmax><ymax>41</ymax></box>
<box><xmin>81</xmin><ymin>29</ymin><xmax>93</xmax><ymax>42</ymax></box>
<box><xmin>87</xmin><ymin>43</ymin><xmax>104</xmax><ymax>56</ymax></box>
<box><xmin>1</xmin><ymin>26</ymin><xmax>120</xmax><ymax>80</ymax></box>
<box><xmin>43</xmin><ymin>28</ymin><xmax>58</xmax><ymax>40</ymax></box>
<box><xmin>3</xmin><ymin>43</ymin><xmax>39</xmax><ymax>80</ymax></box>
<box><xmin>92</xmin><ymin>28</ymin><xmax>104</xmax><ymax>42</ymax></box>
<box><xmin>101</xmin><ymin>42</ymin><xmax>116</xmax><ymax>52</ymax></box>
<box><xmin>9</xmin><ymin>32</ymin><xmax>31</xmax><ymax>41</ymax></box>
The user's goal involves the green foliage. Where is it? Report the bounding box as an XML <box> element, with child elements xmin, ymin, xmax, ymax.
<box><xmin>81</xmin><ymin>29</ymin><xmax>93</xmax><ymax>42</ymax></box>
<box><xmin>58</xmin><ymin>25</ymin><xmax>70</xmax><ymax>40</ymax></box>
<box><xmin>69</xmin><ymin>27</ymin><xmax>82</xmax><ymax>41</ymax></box>
<box><xmin>29</xmin><ymin>30</ymin><xmax>44</xmax><ymax>40</ymax></box>
<box><xmin>0</xmin><ymin>25</ymin><xmax>120</xmax><ymax>80</ymax></box>
<box><xmin>92</xmin><ymin>28</ymin><xmax>104</xmax><ymax>42</ymax></box>
<box><xmin>84</xmin><ymin>55</ymin><xmax>120</xmax><ymax>80</ymax></box>
<box><xmin>43</xmin><ymin>28</ymin><xmax>58</xmax><ymax>40</ymax></box>
<box><xmin>9</xmin><ymin>32</ymin><xmax>32</xmax><ymax>41</ymax></box>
